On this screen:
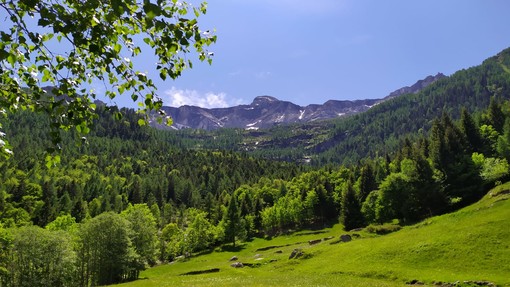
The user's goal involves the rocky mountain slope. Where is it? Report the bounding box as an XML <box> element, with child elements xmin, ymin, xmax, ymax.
<box><xmin>154</xmin><ymin>73</ymin><xmax>446</xmax><ymax>131</ymax></box>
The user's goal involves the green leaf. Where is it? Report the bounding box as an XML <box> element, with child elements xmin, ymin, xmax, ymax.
<box><xmin>144</xmin><ymin>3</ymin><xmax>161</xmax><ymax>20</ymax></box>
<box><xmin>114</xmin><ymin>112</ymin><xmax>123</xmax><ymax>120</ymax></box>
<box><xmin>45</xmin><ymin>154</ymin><xmax>61</xmax><ymax>169</ymax></box>
<box><xmin>168</xmin><ymin>42</ymin><xmax>178</xmax><ymax>53</ymax></box>
<box><xmin>114</xmin><ymin>43</ymin><xmax>122</xmax><ymax>53</ymax></box>
<box><xmin>138</xmin><ymin>118</ymin><xmax>147</xmax><ymax>126</ymax></box>
<box><xmin>42</xmin><ymin>69</ymin><xmax>51</xmax><ymax>82</ymax></box>
<box><xmin>165</xmin><ymin>116</ymin><xmax>173</xmax><ymax>126</ymax></box>
<box><xmin>91</xmin><ymin>15</ymin><xmax>100</xmax><ymax>27</ymax></box>
<box><xmin>7</xmin><ymin>54</ymin><xmax>16</xmax><ymax>66</ymax></box>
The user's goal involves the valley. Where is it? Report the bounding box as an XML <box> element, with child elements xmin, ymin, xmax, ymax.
<box><xmin>2</xmin><ymin>2</ymin><xmax>509</xmax><ymax>286</ymax></box>
<box><xmin>1</xmin><ymin>45</ymin><xmax>510</xmax><ymax>287</ymax></box>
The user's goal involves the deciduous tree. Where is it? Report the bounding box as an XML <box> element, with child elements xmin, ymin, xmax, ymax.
<box><xmin>0</xmin><ymin>0</ymin><xmax>216</xmax><ymax>158</ymax></box>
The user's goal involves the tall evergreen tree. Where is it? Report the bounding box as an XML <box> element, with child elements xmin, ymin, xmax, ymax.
<box><xmin>358</xmin><ymin>164</ymin><xmax>377</xmax><ymax>203</ymax></box>
<box><xmin>129</xmin><ymin>175</ymin><xmax>144</xmax><ymax>204</ymax></box>
<box><xmin>460</xmin><ymin>107</ymin><xmax>482</xmax><ymax>152</ymax></box>
<box><xmin>223</xmin><ymin>196</ymin><xmax>241</xmax><ymax>247</ymax></box>
<box><xmin>341</xmin><ymin>181</ymin><xmax>365</xmax><ymax>231</ymax></box>
<box><xmin>487</xmin><ymin>97</ymin><xmax>505</xmax><ymax>133</ymax></box>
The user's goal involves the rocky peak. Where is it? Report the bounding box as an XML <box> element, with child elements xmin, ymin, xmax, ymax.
<box><xmin>386</xmin><ymin>73</ymin><xmax>446</xmax><ymax>99</ymax></box>
<box><xmin>251</xmin><ymin>96</ymin><xmax>279</xmax><ymax>106</ymax></box>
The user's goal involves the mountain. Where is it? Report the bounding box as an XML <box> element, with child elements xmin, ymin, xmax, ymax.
<box><xmin>153</xmin><ymin>74</ymin><xmax>446</xmax><ymax>131</ymax></box>
<box><xmin>314</xmin><ymin>48</ymin><xmax>510</xmax><ymax>164</ymax></box>
<box><xmin>162</xmin><ymin>47</ymin><xmax>510</xmax><ymax>164</ymax></box>
<box><xmin>385</xmin><ymin>72</ymin><xmax>446</xmax><ymax>99</ymax></box>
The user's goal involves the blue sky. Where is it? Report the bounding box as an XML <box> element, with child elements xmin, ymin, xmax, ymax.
<box><xmin>115</xmin><ymin>0</ymin><xmax>510</xmax><ymax>109</ymax></box>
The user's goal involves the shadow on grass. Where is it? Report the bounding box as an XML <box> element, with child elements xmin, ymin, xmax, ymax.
<box><xmin>264</xmin><ymin>222</ymin><xmax>338</xmax><ymax>240</ymax></box>
<box><xmin>218</xmin><ymin>243</ymin><xmax>247</xmax><ymax>253</ymax></box>
<box><xmin>180</xmin><ymin>268</ymin><xmax>221</xmax><ymax>276</ymax></box>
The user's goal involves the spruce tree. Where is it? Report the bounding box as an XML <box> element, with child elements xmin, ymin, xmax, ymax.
<box><xmin>341</xmin><ymin>181</ymin><xmax>365</xmax><ymax>231</ymax></box>
<box><xmin>358</xmin><ymin>164</ymin><xmax>377</xmax><ymax>203</ymax></box>
<box><xmin>460</xmin><ymin>107</ymin><xmax>482</xmax><ymax>152</ymax></box>
<box><xmin>223</xmin><ymin>197</ymin><xmax>241</xmax><ymax>247</ymax></box>
<box><xmin>488</xmin><ymin>97</ymin><xmax>505</xmax><ymax>133</ymax></box>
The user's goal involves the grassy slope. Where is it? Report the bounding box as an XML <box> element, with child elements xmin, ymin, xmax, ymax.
<box><xmin>118</xmin><ymin>183</ymin><xmax>510</xmax><ymax>287</ymax></box>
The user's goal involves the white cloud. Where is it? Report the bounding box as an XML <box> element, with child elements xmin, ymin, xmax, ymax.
<box><xmin>164</xmin><ymin>87</ymin><xmax>241</xmax><ymax>108</ymax></box>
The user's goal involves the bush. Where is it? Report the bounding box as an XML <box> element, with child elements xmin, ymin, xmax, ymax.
<box><xmin>366</xmin><ymin>223</ymin><xmax>402</xmax><ymax>235</ymax></box>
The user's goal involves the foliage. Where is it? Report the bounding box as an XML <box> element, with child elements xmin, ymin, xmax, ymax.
<box><xmin>45</xmin><ymin>214</ymin><xmax>77</xmax><ymax>232</ymax></box>
<box><xmin>0</xmin><ymin>224</ymin><xmax>13</xmax><ymax>286</ymax></box>
<box><xmin>186</xmin><ymin>208</ymin><xmax>218</xmax><ymax>252</ymax></box>
<box><xmin>77</xmin><ymin>212</ymin><xmax>137</xmax><ymax>286</ymax></box>
<box><xmin>365</xmin><ymin>223</ymin><xmax>402</xmax><ymax>235</ymax></box>
<box><xmin>160</xmin><ymin>222</ymin><xmax>184</xmax><ymax>261</ymax></box>
<box><xmin>472</xmin><ymin>153</ymin><xmax>510</xmax><ymax>182</ymax></box>
<box><xmin>7</xmin><ymin>226</ymin><xmax>77</xmax><ymax>287</ymax></box>
<box><xmin>0</xmin><ymin>0</ymin><xmax>216</xmax><ymax>157</ymax></box>
<box><xmin>341</xmin><ymin>180</ymin><xmax>365</xmax><ymax>231</ymax></box>
<box><xmin>121</xmin><ymin>204</ymin><xmax>159</xmax><ymax>267</ymax></box>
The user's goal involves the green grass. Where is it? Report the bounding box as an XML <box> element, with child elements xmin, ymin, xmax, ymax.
<box><xmin>118</xmin><ymin>183</ymin><xmax>510</xmax><ymax>287</ymax></box>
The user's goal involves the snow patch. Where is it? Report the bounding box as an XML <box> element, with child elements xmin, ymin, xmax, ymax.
<box><xmin>246</xmin><ymin>120</ymin><xmax>261</xmax><ymax>127</ymax></box>
<box><xmin>298</xmin><ymin>110</ymin><xmax>305</xmax><ymax>120</ymax></box>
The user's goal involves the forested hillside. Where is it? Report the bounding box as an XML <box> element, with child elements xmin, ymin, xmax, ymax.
<box><xmin>1</xmin><ymin>49</ymin><xmax>510</xmax><ymax>286</ymax></box>
<box><xmin>316</xmin><ymin>47</ymin><xmax>510</xmax><ymax>164</ymax></box>
<box><xmin>168</xmin><ymin>48</ymin><xmax>510</xmax><ymax>165</ymax></box>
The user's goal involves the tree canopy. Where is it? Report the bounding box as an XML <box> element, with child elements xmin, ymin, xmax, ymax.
<box><xmin>0</xmin><ymin>0</ymin><xmax>216</xmax><ymax>157</ymax></box>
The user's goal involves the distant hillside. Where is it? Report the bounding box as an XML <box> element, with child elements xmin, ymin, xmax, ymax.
<box><xmin>153</xmin><ymin>74</ymin><xmax>445</xmax><ymax>131</ymax></box>
<box><xmin>316</xmin><ymin>47</ymin><xmax>510</xmax><ymax>164</ymax></box>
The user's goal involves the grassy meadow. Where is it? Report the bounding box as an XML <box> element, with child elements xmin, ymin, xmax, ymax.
<box><xmin>118</xmin><ymin>183</ymin><xmax>510</xmax><ymax>287</ymax></box>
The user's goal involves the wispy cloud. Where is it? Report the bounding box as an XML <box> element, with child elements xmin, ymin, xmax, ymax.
<box><xmin>163</xmin><ymin>87</ymin><xmax>242</xmax><ymax>108</ymax></box>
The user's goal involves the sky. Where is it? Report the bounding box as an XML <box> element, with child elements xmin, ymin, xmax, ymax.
<box><xmin>110</xmin><ymin>0</ymin><xmax>510</xmax><ymax>109</ymax></box>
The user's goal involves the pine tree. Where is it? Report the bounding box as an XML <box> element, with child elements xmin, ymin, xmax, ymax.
<box><xmin>341</xmin><ymin>181</ymin><xmax>365</xmax><ymax>231</ymax></box>
<box><xmin>130</xmin><ymin>175</ymin><xmax>144</xmax><ymax>204</ymax></box>
<box><xmin>460</xmin><ymin>107</ymin><xmax>482</xmax><ymax>152</ymax></box>
<box><xmin>223</xmin><ymin>196</ymin><xmax>241</xmax><ymax>247</ymax></box>
<box><xmin>358</xmin><ymin>164</ymin><xmax>377</xmax><ymax>203</ymax></box>
<box><xmin>488</xmin><ymin>97</ymin><xmax>505</xmax><ymax>133</ymax></box>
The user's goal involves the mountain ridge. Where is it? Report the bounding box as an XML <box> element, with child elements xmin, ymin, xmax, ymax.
<box><xmin>153</xmin><ymin>73</ymin><xmax>446</xmax><ymax>131</ymax></box>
